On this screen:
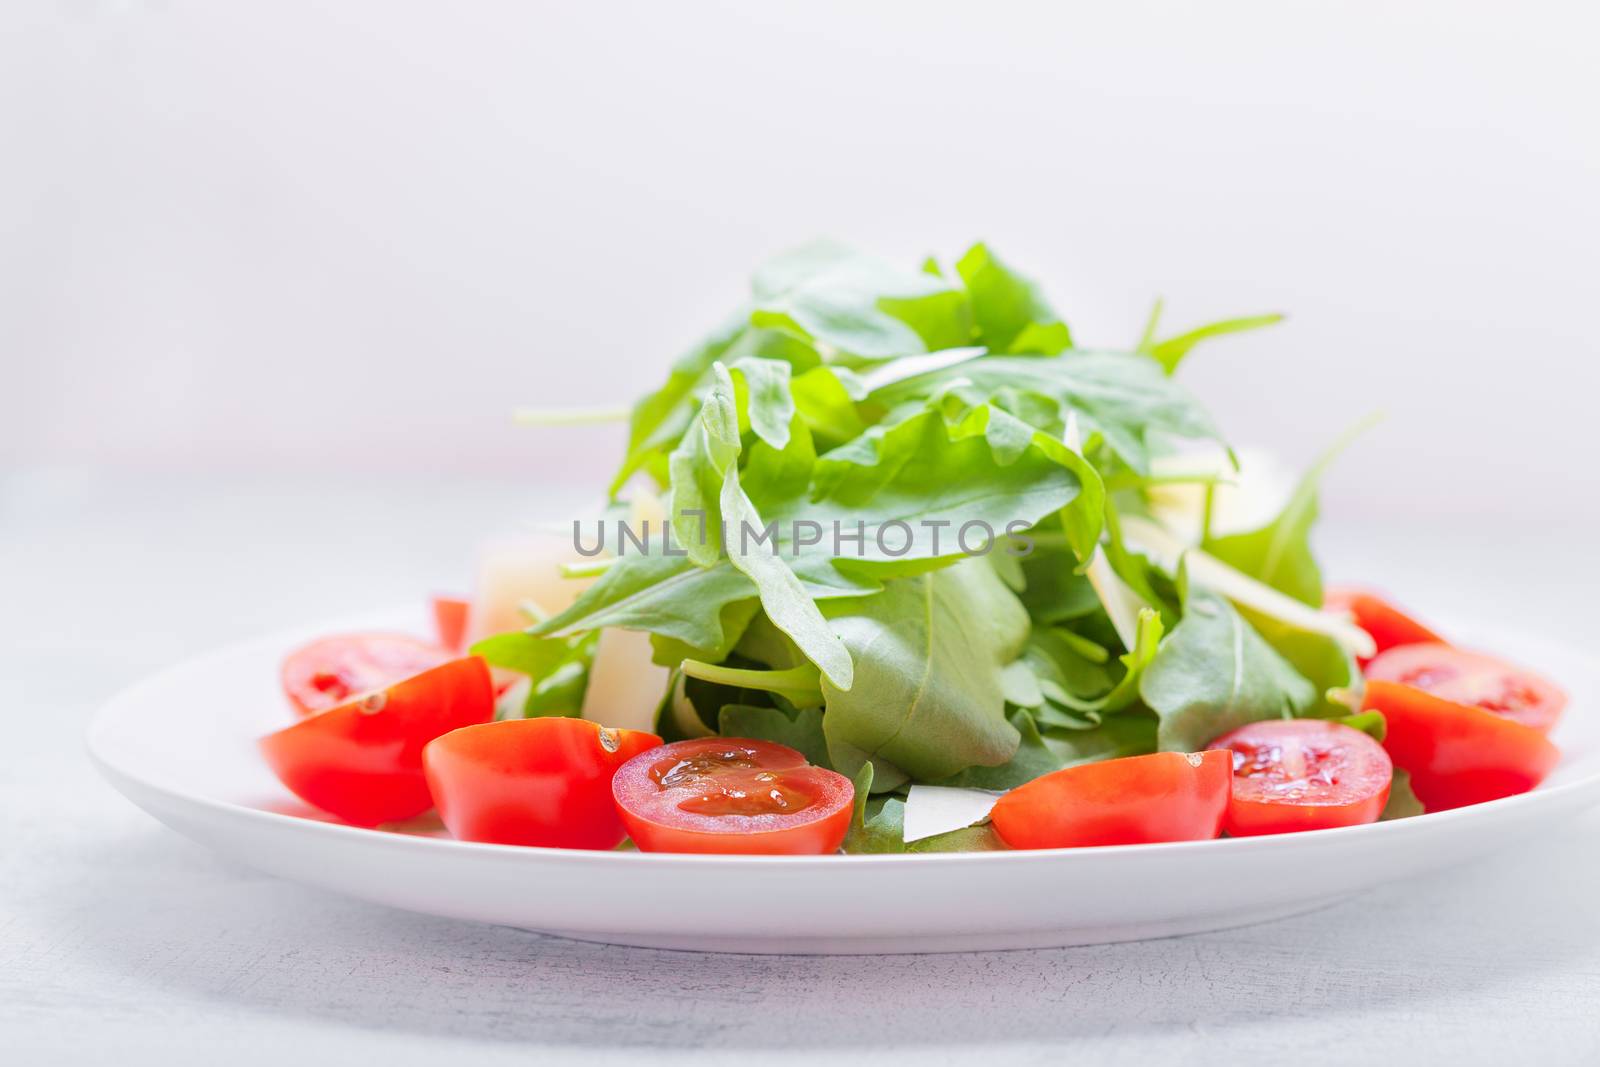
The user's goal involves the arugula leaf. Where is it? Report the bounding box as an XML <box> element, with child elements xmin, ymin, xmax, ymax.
<box><xmin>470</xmin><ymin>630</ymin><xmax>598</xmax><ymax>719</ymax></box>
<box><xmin>1204</xmin><ymin>417</ymin><xmax>1377</xmax><ymax>712</ymax></box>
<box><xmin>955</xmin><ymin>243</ymin><xmax>1071</xmax><ymax>354</ymax></box>
<box><xmin>1139</xmin><ymin>591</ymin><xmax>1317</xmax><ymax>751</ymax></box>
<box><xmin>751</xmin><ymin>241</ymin><xmax>972</xmax><ymax>359</ymax></box>
<box><xmin>1139</xmin><ymin>302</ymin><xmax>1284</xmax><ymax>375</ymax></box>
<box><xmin>1381</xmin><ymin>768</ymin><xmax>1426</xmax><ymax>820</ymax></box>
<box><xmin>932</xmin><ymin>711</ymin><xmax>1061</xmax><ymax>790</ymax></box>
<box><xmin>871</xmin><ymin>351</ymin><xmax>1224</xmax><ymax>473</ymax></box>
<box><xmin>1041</xmin><ymin>708</ymin><xmax>1159</xmax><ymax>766</ymax></box>
<box><xmin>804</xmin><ymin>408</ymin><xmax>1083</xmax><ymax>561</ymax></box>
<box><xmin>666</xmin><ymin>363</ymin><xmax>741</xmax><ymax>566</ymax></box>
<box><xmin>730</xmin><ymin>357</ymin><xmax>795</xmax><ymax>452</ymax></box>
<box><xmin>820</xmin><ymin>559</ymin><xmax>1030</xmax><ymax>784</ymax></box>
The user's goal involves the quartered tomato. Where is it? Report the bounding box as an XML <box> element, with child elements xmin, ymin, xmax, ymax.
<box><xmin>989</xmin><ymin>750</ymin><xmax>1231</xmax><ymax>849</ymax></box>
<box><xmin>611</xmin><ymin>738</ymin><xmax>854</xmax><ymax>854</ymax></box>
<box><xmin>1366</xmin><ymin>644</ymin><xmax>1566</xmax><ymax>733</ymax></box>
<box><xmin>1323</xmin><ymin>587</ymin><xmax>1445</xmax><ymax>668</ymax></box>
<box><xmin>280</xmin><ymin>633</ymin><xmax>453</xmax><ymax>716</ymax></box>
<box><xmin>431</xmin><ymin>595</ymin><xmax>471</xmax><ymax>654</ymax></box>
<box><xmin>260</xmin><ymin>656</ymin><xmax>494</xmax><ymax>826</ymax></box>
<box><xmin>1364</xmin><ymin>679</ymin><xmax>1560</xmax><ymax>811</ymax></box>
<box><xmin>423</xmin><ymin>718</ymin><xmax>661</xmax><ymax>849</ymax></box>
<box><xmin>1209</xmin><ymin>719</ymin><xmax>1392</xmax><ymax>836</ymax></box>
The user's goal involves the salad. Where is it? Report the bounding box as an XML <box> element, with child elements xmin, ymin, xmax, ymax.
<box><xmin>260</xmin><ymin>242</ymin><xmax>1568</xmax><ymax>854</ymax></box>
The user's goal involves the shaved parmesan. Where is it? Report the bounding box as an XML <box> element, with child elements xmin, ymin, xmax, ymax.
<box><xmin>902</xmin><ymin>785</ymin><xmax>1005</xmax><ymax>844</ymax></box>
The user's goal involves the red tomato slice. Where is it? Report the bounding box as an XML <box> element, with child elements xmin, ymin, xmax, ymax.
<box><xmin>423</xmin><ymin>718</ymin><xmax>661</xmax><ymax>849</ymax></box>
<box><xmin>1364</xmin><ymin>679</ymin><xmax>1560</xmax><ymax>811</ymax></box>
<box><xmin>611</xmin><ymin>738</ymin><xmax>854</xmax><ymax>854</ymax></box>
<box><xmin>260</xmin><ymin>656</ymin><xmax>495</xmax><ymax>826</ymax></box>
<box><xmin>1323</xmin><ymin>586</ymin><xmax>1446</xmax><ymax>668</ymax></box>
<box><xmin>989</xmin><ymin>750</ymin><xmax>1231</xmax><ymax>849</ymax></box>
<box><xmin>1366</xmin><ymin>643</ymin><xmax>1566</xmax><ymax>733</ymax></box>
<box><xmin>281</xmin><ymin>633</ymin><xmax>453</xmax><ymax>716</ymax></box>
<box><xmin>1209</xmin><ymin>719</ymin><xmax>1392</xmax><ymax>836</ymax></box>
<box><xmin>431</xmin><ymin>595</ymin><xmax>471</xmax><ymax>654</ymax></box>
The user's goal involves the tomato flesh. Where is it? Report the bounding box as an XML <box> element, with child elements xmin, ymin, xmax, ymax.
<box><xmin>1364</xmin><ymin>679</ymin><xmax>1559</xmax><ymax>811</ymax></box>
<box><xmin>989</xmin><ymin>750</ymin><xmax>1231</xmax><ymax>849</ymax></box>
<box><xmin>1209</xmin><ymin>719</ymin><xmax>1391</xmax><ymax>836</ymax></box>
<box><xmin>1366</xmin><ymin>643</ymin><xmax>1566</xmax><ymax>733</ymax></box>
<box><xmin>260</xmin><ymin>655</ymin><xmax>495</xmax><ymax>826</ymax></box>
<box><xmin>1323</xmin><ymin>587</ymin><xmax>1445</xmax><ymax>668</ymax></box>
<box><xmin>612</xmin><ymin>738</ymin><xmax>854</xmax><ymax>854</ymax></box>
<box><xmin>281</xmin><ymin>633</ymin><xmax>453</xmax><ymax>716</ymax></box>
<box><xmin>431</xmin><ymin>595</ymin><xmax>471</xmax><ymax>654</ymax></box>
<box><xmin>423</xmin><ymin>718</ymin><xmax>661</xmax><ymax>849</ymax></box>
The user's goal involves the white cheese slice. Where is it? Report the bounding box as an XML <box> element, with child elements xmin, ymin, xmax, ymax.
<box><xmin>902</xmin><ymin>785</ymin><xmax>1005</xmax><ymax>844</ymax></box>
<box><xmin>579</xmin><ymin>627</ymin><xmax>671</xmax><ymax>733</ymax></box>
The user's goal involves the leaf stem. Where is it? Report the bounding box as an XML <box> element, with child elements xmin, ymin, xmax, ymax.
<box><xmin>679</xmin><ymin>659</ymin><xmax>826</xmax><ymax>708</ymax></box>
<box><xmin>514</xmin><ymin>406</ymin><xmax>632</xmax><ymax>426</ymax></box>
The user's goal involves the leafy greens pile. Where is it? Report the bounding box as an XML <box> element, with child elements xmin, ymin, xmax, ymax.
<box><xmin>480</xmin><ymin>241</ymin><xmax>1379</xmax><ymax>851</ymax></box>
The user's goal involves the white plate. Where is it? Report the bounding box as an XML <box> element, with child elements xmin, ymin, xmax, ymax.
<box><xmin>89</xmin><ymin>609</ymin><xmax>1600</xmax><ymax>954</ymax></box>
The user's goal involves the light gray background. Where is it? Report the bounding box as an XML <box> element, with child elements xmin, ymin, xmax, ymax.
<box><xmin>4</xmin><ymin>1</ymin><xmax>1598</xmax><ymax>524</ymax></box>
<box><xmin>5</xmin><ymin>2</ymin><xmax>1600</xmax><ymax>1063</ymax></box>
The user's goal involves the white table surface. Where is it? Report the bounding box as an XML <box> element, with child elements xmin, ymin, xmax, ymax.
<box><xmin>4</xmin><ymin>471</ymin><xmax>1599</xmax><ymax>1065</ymax></box>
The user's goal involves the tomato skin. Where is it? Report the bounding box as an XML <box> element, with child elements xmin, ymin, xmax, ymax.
<box><xmin>431</xmin><ymin>595</ymin><xmax>471</xmax><ymax>654</ymax></box>
<box><xmin>990</xmin><ymin>750</ymin><xmax>1231</xmax><ymax>849</ymax></box>
<box><xmin>281</xmin><ymin>633</ymin><xmax>453</xmax><ymax>716</ymax></box>
<box><xmin>1366</xmin><ymin>643</ymin><xmax>1566</xmax><ymax>734</ymax></box>
<box><xmin>1210</xmin><ymin>719</ymin><xmax>1392</xmax><ymax>837</ymax></box>
<box><xmin>423</xmin><ymin>718</ymin><xmax>661</xmax><ymax>849</ymax></box>
<box><xmin>611</xmin><ymin>738</ymin><xmax>854</xmax><ymax>855</ymax></box>
<box><xmin>260</xmin><ymin>656</ymin><xmax>495</xmax><ymax>826</ymax></box>
<box><xmin>1364</xmin><ymin>680</ymin><xmax>1560</xmax><ymax>811</ymax></box>
<box><xmin>1323</xmin><ymin>587</ymin><xmax>1445</xmax><ymax>668</ymax></box>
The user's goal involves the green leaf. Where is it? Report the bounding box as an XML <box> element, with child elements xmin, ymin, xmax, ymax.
<box><xmin>718</xmin><ymin>703</ymin><xmax>832</xmax><ymax>768</ymax></box>
<box><xmin>729</xmin><ymin>357</ymin><xmax>794</xmax><ymax>452</ymax></box>
<box><xmin>933</xmin><ymin>711</ymin><xmax>1061</xmax><ymax>790</ymax></box>
<box><xmin>1139</xmin><ymin>591</ymin><xmax>1318</xmax><ymax>751</ymax></box>
<box><xmin>1204</xmin><ymin>416</ymin><xmax>1377</xmax><ymax>712</ymax></box>
<box><xmin>1144</xmin><ymin>312</ymin><xmax>1283</xmax><ymax>375</ymax></box>
<box><xmin>1041</xmin><ymin>708</ymin><xmax>1160</xmax><ymax>766</ymax></box>
<box><xmin>955</xmin><ymin>243</ymin><xmax>1071</xmax><ymax>354</ymax></box>
<box><xmin>609</xmin><ymin>311</ymin><xmax>747</xmax><ymax>496</ymax></box>
<box><xmin>534</xmin><ymin>551</ymin><xmax>758</xmax><ymax>650</ymax></box>
<box><xmin>820</xmin><ymin>559</ymin><xmax>1030</xmax><ymax>783</ymax></box>
<box><xmin>720</xmin><ymin>461</ymin><xmax>855</xmax><ymax>691</ymax></box>
<box><xmin>471</xmin><ymin>630</ymin><xmax>598</xmax><ymax>719</ymax></box>
<box><xmin>751</xmin><ymin>241</ymin><xmax>972</xmax><ymax>359</ymax></box>
<box><xmin>805</xmin><ymin>408</ymin><xmax>1083</xmax><ymax>561</ymax></box>
<box><xmin>1381</xmin><ymin>768</ymin><xmax>1426</xmax><ymax>820</ymax></box>
<box><xmin>871</xmin><ymin>351</ymin><xmax>1224</xmax><ymax>473</ymax></box>
<box><xmin>1337</xmin><ymin>709</ymin><xmax>1387</xmax><ymax>742</ymax></box>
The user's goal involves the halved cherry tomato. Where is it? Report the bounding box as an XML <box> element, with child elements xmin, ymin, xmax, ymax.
<box><xmin>990</xmin><ymin>750</ymin><xmax>1231</xmax><ymax>849</ymax></box>
<box><xmin>260</xmin><ymin>656</ymin><xmax>494</xmax><ymax>826</ymax></box>
<box><xmin>1364</xmin><ymin>679</ymin><xmax>1560</xmax><ymax>811</ymax></box>
<box><xmin>1209</xmin><ymin>719</ymin><xmax>1392</xmax><ymax>836</ymax></box>
<box><xmin>611</xmin><ymin>738</ymin><xmax>854</xmax><ymax>854</ymax></box>
<box><xmin>1323</xmin><ymin>586</ymin><xmax>1445</xmax><ymax>668</ymax></box>
<box><xmin>1366</xmin><ymin>643</ymin><xmax>1566</xmax><ymax>733</ymax></box>
<box><xmin>423</xmin><ymin>718</ymin><xmax>661</xmax><ymax>849</ymax></box>
<box><xmin>431</xmin><ymin>595</ymin><xmax>471</xmax><ymax>654</ymax></box>
<box><xmin>281</xmin><ymin>633</ymin><xmax>453</xmax><ymax>716</ymax></box>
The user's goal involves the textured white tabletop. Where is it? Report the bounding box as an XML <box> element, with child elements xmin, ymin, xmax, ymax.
<box><xmin>4</xmin><ymin>473</ymin><xmax>1598</xmax><ymax>1065</ymax></box>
